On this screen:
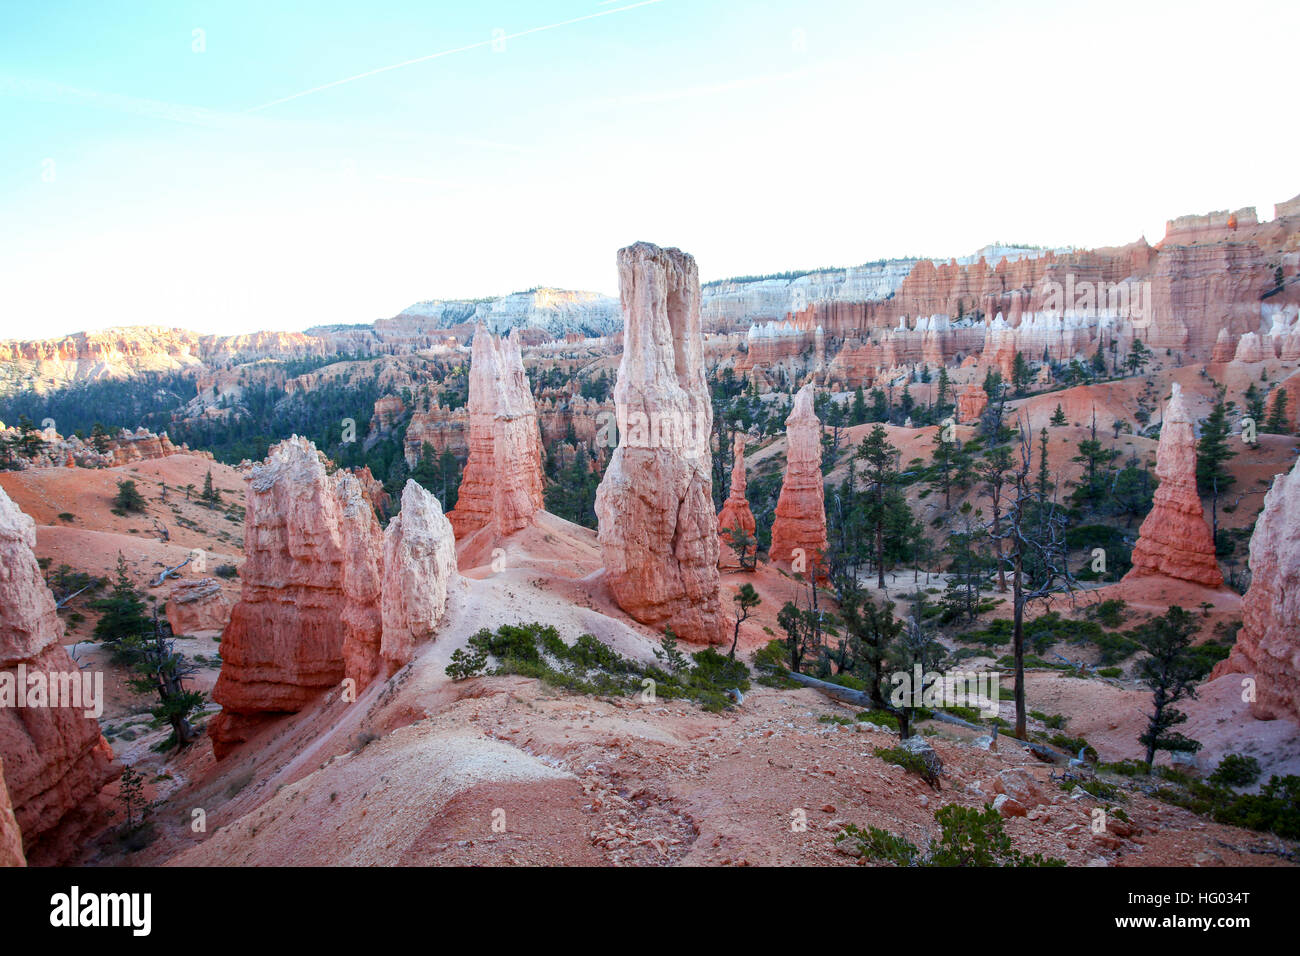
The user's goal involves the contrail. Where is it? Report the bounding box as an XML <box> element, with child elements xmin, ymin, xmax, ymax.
<box><xmin>246</xmin><ymin>0</ymin><xmax>666</xmax><ymax>113</ymax></box>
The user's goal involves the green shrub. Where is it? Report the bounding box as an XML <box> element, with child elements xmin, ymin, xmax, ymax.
<box><xmin>1209</xmin><ymin>754</ymin><xmax>1261</xmax><ymax>789</ymax></box>
<box><xmin>856</xmin><ymin>709</ymin><xmax>899</xmax><ymax>730</ymax></box>
<box><xmin>443</xmin><ymin>621</ymin><xmax>750</xmax><ymax>712</ymax></box>
<box><xmin>838</xmin><ymin>804</ymin><xmax>1064</xmax><ymax>867</ymax></box>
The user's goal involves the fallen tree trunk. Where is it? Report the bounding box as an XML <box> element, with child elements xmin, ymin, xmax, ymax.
<box><xmin>151</xmin><ymin>557</ymin><xmax>192</xmax><ymax>588</ymax></box>
<box><xmin>777</xmin><ymin>668</ymin><xmax>1062</xmax><ymax>762</ymax></box>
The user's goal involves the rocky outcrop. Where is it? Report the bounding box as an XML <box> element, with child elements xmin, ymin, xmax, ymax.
<box><xmin>0</xmin><ymin>757</ymin><xmax>25</xmax><ymax>867</ymax></box>
<box><xmin>1233</xmin><ymin>332</ymin><xmax>1265</xmax><ymax>363</ymax></box>
<box><xmin>403</xmin><ymin>402</ymin><xmax>468</xmax><ymax>466</ymax></box>
<box><xmin>337</xmin><ymin>473</ymin><xmax>385</xmax><ymax>693</ymax></box>
<box><xmin>768</xmin><ymin>383</ymin><xmax>829</xmax><ymax>576</ymax></box>
<box><xmin>210</xmin><ymin>437</ymin><xmax>386</xmax><ymax>758</ymax></box>
<box><xmin>956</xmin><ymin>384</ymin><xmax>988</xmax><ymax>424</ymax></box>
<box><xmin>1212</xmin><ymin>457</ymin><xmax>1300</xmax><ymax>723</ymax></box>
<box><xmin>0</xmin><ymin>486</ymin><xmax>116</xmax><ymax>865</ymax></box>
<box><xmin>165</xmin><ymin>578</ymin><xmax>233</xmax><ymax>635</ymax></box>
<box><xmin>448</xmin><ymin>326</ymin><xmax>545</xmax><ymax>538</ymax></box>
<box><xmin>381</xmin><ymin>481</ymin><xmax>459</xmax><ymax>671</ymax></box>
<box><xmin>595</xmin><ymin>243</ymin><xmax>723</xmax><ymax>644</ymax></box>
<box><xmin>717</xmin><ymin>434</ymin><xmax>757</xmax><ymax>569</ymax></box>
<box><xmin>1210</xmin><ymin>328</ymin><xmax>1236</xmax><ymax>363</ymax></box>
<box><xmin>1124</xmin><ymin>384</ymin><xmax>1224</xmax><ymax>588</ymax></box>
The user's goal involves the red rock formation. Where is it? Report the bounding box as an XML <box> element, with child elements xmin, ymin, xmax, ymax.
<box><xmin>1124</xmin><ymin>384</ymin><xmax>1224</xmax><ymax>588</ymax></box>
<box><xmin>1211</xmin><ymin>456</ymin><xmax>1300</xmax><ymax>722</ymax></box>
<box><xmin>381</xmin><ymin>480</ymin><xmax>459</xmax><ymax>672</ymax></box>
<box><xmin>210</xmin><ymin>438</ymin><xmax>386</xmax><ymax>758</ymax></box>
<box><xmin>0</xmin><ymin>757</ymin><xmax>24</xmax><ymax>867</ymax></box>
<box><xmin>768</xmin><ymin>383</ymin><xmax>829</xmax><ymax>576</ymax></box>
<box><xmin>371</xmin><ymin>395</ymin><xmax>405</xmax><ymax>431</ymax></box>
<box><xmin>956</xmin><ymin>384</ymin><xmax>989</xmax><ymax>424</ymax></box>
<box><xmin>716</xmin><ymin>434</ymin><xmax>756</xmax><ymax>569</ymax></box>
<box><xmin>595</xmin><ymin>243</ymin><xmax>723</xmax><ymax>644</ymax></box>
<box><xmin>337</xmin><ymin>474</ymin><xmax>385</xmax><ymax>693</ymax></box>
<box><xmin>165</xmin><ymin>578</ymin><xmax>233</xmax><ymax>635</ymax></box>
<box><xmin>1233</xmin><ymin>332</ymin><xmax>1265</xmax><ymax>363</ymax></box>
<box><xmin>350</xmin><ymin>465</ymin><xmax>392</xmax><ymax>518</ymax></box>
<box><xmin>0</xmin><ymin>486</ymin><xmax>116</xmax><ymax>864</ymax></box>
<box><xmin>403</xmin><ymin>402</ymin><xmax>468</xmax><ymax>465</ymax></box>
<box><xmin>448</xmin><ymin>326</ymin><xmax>545</xmax><ymax>538</ymax></box>
<box><xmin>1210</xmin><ymin>328</ymin><xmax>1236</xmax><ymax>363</ymax></box>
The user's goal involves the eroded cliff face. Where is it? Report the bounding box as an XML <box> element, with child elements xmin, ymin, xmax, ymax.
<box><xmin>1124</xmin><ymin>384</ymin><xmax>1224</xmax><ymax>588</ymax></box>
<box><xmin>210</xmin><ymin>437</ymin><xmax>386</xmax><ymax>757</ymax></box>
<box><xmin>1212</xmin><ymin>456</ymin><xmax>1300</xmax><ymax>723</ymax></box>
<box><xmin>381</xmin><ymin>481</ymin><xmax>459</xmax><ymax>671</ymax></box>
<box><xmin>595</xmin><ymin>243</ymin><xmax>723</xmax><ymax>644</ymax></box>
<box><xmin>728</xmin><ymin>195</ymin><xmax>1300</xmax><ymax>392</ymax></box>
<box><xmin>768</xmin><ymin>383</ymin><xmax>828</xmax><ymax>576</ymax></box>
<box><xmin>448</xmin><ymin>326</ymin><xmax>545</xmax><ymax>539</ymax></box>
<box><xmin>0</xmin><ymin>486</ymin><xmax>116</xmax><ymax>865</ymax></box>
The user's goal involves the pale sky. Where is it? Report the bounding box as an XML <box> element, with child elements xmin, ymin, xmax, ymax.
<box><xmin>2</xmin><ymin>0</ymin><xmax>1297</xmax><ymax>339</ymax></box>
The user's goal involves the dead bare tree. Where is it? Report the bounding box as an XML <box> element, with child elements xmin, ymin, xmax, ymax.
<box><xmin>150</xmin><ymin>556</ymin><xmax>192</xmax><ymax>588</ymax></box>
<box><xmin>993</xmin><ymin>415</ymin><xmax>1077</xmax><ymax>739</ymax></box>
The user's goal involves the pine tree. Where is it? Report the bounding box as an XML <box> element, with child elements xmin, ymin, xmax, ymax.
<box><xmin>200</xmin><ymin>470</ymin><xmax>221</xmax><ymax>508</ymax></box>
<box><xmin>729</xmin><ymin>584</ymin><xmax>761</xmax><ymax>659</ymax></box>
<box><xmin>1011</xmin><ymin>352</ymin><xmax>1032</xmax><ymax>396</ymax></box>
<box><xmin>92</xmin><ymin>554</ymin><xmax>151</xmax><ymax>653</ymax></box>
<box><xmin>1196</xmin><ymin>398</ymin><xmax>1237</xmax><ymax>542</ymax></box>
<box><xmin>1263</xmin><ymin>388</ymin><xmax>1290</xmax><ymax>434</ymax></box>
<box><xmin>1050</xmin><ymin>404</ymin><xmax>1067</xmax><ymax>426</ymax></box>
<box><xmin>113</xmin><ymin>479</ymin><xmax>146</xmax><ymax>513</ymax></box>
<box><xmin>850</xmin><ymin>386</ymin><xmax>867</xmax><ymax>425</ymax></box>
<box><xmin>1136</xmin><ymin>606</ymin><xmax>1203</xmax><ymax>768</ymax></box>
<box><xmin>857</xmin><ymin>425</ymin><xmax>900</xmax><ymax>589</ymax></box>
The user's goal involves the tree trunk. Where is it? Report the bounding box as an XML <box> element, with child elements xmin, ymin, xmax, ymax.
<box><xmin>1013</xmin><ymin>550</ymin><xmax>1027</xmax><ymax>740</ymax></box>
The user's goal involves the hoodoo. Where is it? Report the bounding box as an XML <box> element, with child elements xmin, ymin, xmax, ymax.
<box><xmin>0</xmin><ymin>486</ymin><xmax>116</xmax><ymax>865</ymax></box>
<box><xmin>210</xmin><ymin>437</ymin><xmax>386</xmax><ymax>758</ymax></box>
<box><xmin>1123</xmin><ymin>384</ymin><xmax>1224</xmax><ymax>587</ymax></box>
<box><xmin>1212</xmin><ymin>456</ymin><xmax>1300</xmax><ymax>723</ymax></box>
<box><xmin>595</xmin><ymin>242</ymin><xmax>723</xmax><ymax>644</ymax></box>
<box><xmin>717</xmin><ymin>433</ymin><xmax>757</xmax><ymax>569</ymax></box>
<box><xmin>381</xmin><ymin>480</ymin><xmax>459</xmax><ymax>671</ymax></box>
<box><xmin>447</xmin><ymin>325</ymin><xmax>545</xmax><ymax>538</ymax></box>
<box><xmin>768</xmin><ymin>382</ymin><xmax>829</xmax><ymax>575</ymax></box>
